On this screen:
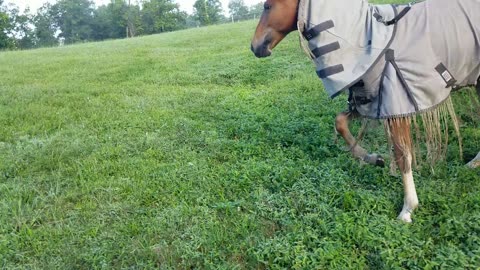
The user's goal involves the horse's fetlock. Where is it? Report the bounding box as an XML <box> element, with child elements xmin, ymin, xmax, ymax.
<box><xmin>351</xmin><ymin>145</ymin><xmax>368</xmax><ymax>159</ymax></box>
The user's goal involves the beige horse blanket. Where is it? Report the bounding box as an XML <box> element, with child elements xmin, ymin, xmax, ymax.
<box><xmin>299</xmin><ymin>0</ymin><xmax>480</xmax><ymax>119</ymax></box>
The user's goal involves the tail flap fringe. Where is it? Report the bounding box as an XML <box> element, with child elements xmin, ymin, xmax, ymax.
<box><xmin>383</xmin><ymin>96</ymin><xmax>462</xmax><ymax>172</ymax></box>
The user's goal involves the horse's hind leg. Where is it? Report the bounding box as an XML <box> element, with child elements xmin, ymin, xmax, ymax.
<box><xmin>335</xmin><ymin>112</ymin><xmax>385</xmax><ymax>167</ymax></box>
<box><xmin>389</xmin><ymin>118</ymin><xmax>418</xmax><ymax>223</ymax></box>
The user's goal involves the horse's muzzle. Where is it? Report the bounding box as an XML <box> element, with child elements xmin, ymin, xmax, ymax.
<box><xmin>251</xmin><ymin>42</ymin><xmax>272</xmax><ymax>58</ymax></box>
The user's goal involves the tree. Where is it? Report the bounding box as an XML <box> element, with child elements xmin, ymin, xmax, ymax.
<box><xmin>7</xmin><ymin>5</ymin><xmax>35</xmax><ymax>49</ymax></box>
<box><xmin>193</xmin><ymin>0</ymin><xmax>223</xmax><ymax>26</ymax></box>
<box><xmin>50</xmin><ymin>0</ymin><xmax>94</xmax><ymax>44</ymax></box>
<box><xmin>140</xmin><ymin>0</ymin><xmax>186</xmax><ymax>34</ymax></box>
<box><xmin>228</xmin><ymin>0</ymin><xmax>248</xmax><ymax>21</ymax></box>
<box><xmin>185</xmin><ymin>14</ymin><xmax>199</xmax><ymax>28</ymax></box>
<box><xmin>249</xmin><ymin>2</ymin><xmax>263</xmax><ymax>19</ymax></box>
<box><xmin>33</xmin><ymin>3</ymin><xmax>58</xmax><ymax>47</ymax></box>
<box><xmin>0</xmin><ymin>0</ymin><xmax>208</xmax><ymax>50</ymax></box>
<box><xmin>0</xmin><ymin>0</ymin><xmax>14</xmax><ymax>49</ymax></box>
<box><xmin>91</xmin><ymin>4</ymin><xmax>111</xmax><ymax>40</ymax></box>
<box><xmin>126</xmin><ymin>3</ymin><xmax>143</xmax><ymax>37</ymax></box>
<box><xmin>92</xmin><ymin>0</ymin><xmax>130</xmax><ymax>40</ymax></box>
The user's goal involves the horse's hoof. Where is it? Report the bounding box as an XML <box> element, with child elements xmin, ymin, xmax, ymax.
<box><xmin>397</xmin><ymin>212</ymin><xmax>413</xmax><ymax>223</ymax></box>
<box><xmin>363</xmin><ymin>154</ymin><xmax>385</xmax><ymax>168</ymax></box>
<box><xmin>375</xmin><ymin>156</ymin><xmax>385</xmax><ymax>167</ymax></box>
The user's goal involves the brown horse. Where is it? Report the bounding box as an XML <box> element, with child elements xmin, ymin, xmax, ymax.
<box><xmin>251</xmin><ymin>0</ymin><xmax>480</xmax><ymax>222</ymax></box>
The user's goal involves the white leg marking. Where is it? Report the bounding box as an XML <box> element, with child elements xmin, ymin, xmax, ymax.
<box><xmin>398</xmin><ymin>154</ymin><xmax>418</xmax><ymax>223</ymax></box>
<box><xmin>467</xmin><ymin>152</ymin><xmax>480</xmax><ymax>169</ymax></box>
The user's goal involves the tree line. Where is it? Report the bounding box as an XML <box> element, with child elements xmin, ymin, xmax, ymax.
<box><xmin>0</xmin><ymin>0</ymin><xmax>263</xmax><ymax>50</ymax></box>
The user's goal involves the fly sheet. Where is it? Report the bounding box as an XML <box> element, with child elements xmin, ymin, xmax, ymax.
<box><xmin>298</xmin><ymin>0</ymin><xmax>480</xmax><ymax>119</ymax></box>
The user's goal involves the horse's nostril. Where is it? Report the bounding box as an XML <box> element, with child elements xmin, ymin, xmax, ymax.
<box><xmin>250</xmin><ymin>41</ymin><xmax>271</xmax><ymax>58</ymax></box>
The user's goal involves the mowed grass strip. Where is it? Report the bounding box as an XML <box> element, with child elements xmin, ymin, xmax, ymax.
<box><xmin>0</xmin><ymin>20</ymin><xmax>479</xmax><ymax>269</ymax></box>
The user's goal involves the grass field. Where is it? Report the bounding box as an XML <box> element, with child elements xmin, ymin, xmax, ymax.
<box><xmin>1</xmin><ymin>18</ymin><xmax>480</xmax><ymax>269</ymax></box>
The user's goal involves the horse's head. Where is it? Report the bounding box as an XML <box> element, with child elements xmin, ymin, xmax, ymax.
<box><xmin>251</xmin><ymin>0</ymin><xmax>299</xmax><ymax>58</ymax></box>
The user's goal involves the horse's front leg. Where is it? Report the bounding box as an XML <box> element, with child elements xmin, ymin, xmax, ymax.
<box><xmin>476</xmin><ymin>77</ymin><xmax>480</xmax><ymax>98</ymax></box>
<box><xmin>389</xmin><ymin>118</ymin><xmax>418</xmax><ymax>223</ymax></box>
<box><xmin>467</xmin><ymin>152</ymin><xmax>480</xmax><ymax>168</ymax></box>
<box><xmin>335</xmin><ymin>112</ymin><xmax>385</xmax><ymax>166</ymax></box>
<box><xmin>469</xmin><ymin>80</ymin><xmax>480</xmax><ymax>168</ymax></box>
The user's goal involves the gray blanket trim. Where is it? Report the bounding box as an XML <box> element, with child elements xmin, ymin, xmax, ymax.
<box><xmin>372</xmin><ymin>94</ymin><xmax>452</xmax><ymax>120</ymax></box>
<box><xmin>387</xmin><ymin>52</ymin><xmax>420</xmax><ymax>112</ymax></box>
<box><xmin>376</xmin><ymin>62</ymin><xmax>389</xmax><ymax>118</ymax></box>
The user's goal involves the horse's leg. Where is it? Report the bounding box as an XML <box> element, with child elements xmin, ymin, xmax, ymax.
<box><xmin>389</xmin><ymin>118</ymin><xmax>418</xmax><ymax>223</ymax></box>
<box><xmin>476</xmin><ymin>76</ymin><xmax>480</xmax><ymax>97</ymax></box>
<box><xmin>467</xmin><ymin>79</ymin><xmax>480</xmax><ymax>168</ymax></box>
<box><xmin>335</xmin><ymin>112</ymin><xmax>385</xmax><ymax>167</ymax></box>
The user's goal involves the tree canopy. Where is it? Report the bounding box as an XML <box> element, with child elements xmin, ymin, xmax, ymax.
<box><xmin>33</xmin><ymin>4</ymin><xmax>58</xmax><ymax>47</ymax></box>
<box><xmin>228</xmin><ymin>0</ymin><xmax>249</xmax><ymax>21</ymax></box>
<box><xmin>0</xmin><ymin>0</ymin><xmax>14</xmax><ymax>49</ymax></box>
<box><xmin>193</xmin><ymin>0</ymin><xmax>223</xmax><ymax>26</ymax></box>
<box><xmin>141</xmin><ymin>0</ymin><xmax>186</xmax><ymax>34</ymax></box>
<box><xmin>50</xmin><ymin>0</ymin><xmax>95</xmax><ymax>44</ymax></box>
<box><xmin>0</xmin><ymin>0</ymin><xmax>261</xmax><ymax>50</ymax></box>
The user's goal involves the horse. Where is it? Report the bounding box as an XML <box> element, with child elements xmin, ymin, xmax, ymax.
<box><xmin>251</xmin><ymin>0</ymin><xmax>480</xmax><ymax>222</ymax></box>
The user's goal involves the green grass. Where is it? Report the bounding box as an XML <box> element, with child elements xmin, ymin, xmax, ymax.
<box><xmin>0</xmin><ymin>19</ymin><xmax>479</xmax><ymax>269</ymax></box>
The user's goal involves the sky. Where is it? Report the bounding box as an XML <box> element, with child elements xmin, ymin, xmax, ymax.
<box><xmin>6</xmin><ymin>0</ymin><xmax>263</xmax><ymax>15</ymax></box>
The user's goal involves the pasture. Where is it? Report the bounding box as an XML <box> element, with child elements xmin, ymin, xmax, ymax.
<box><xmin>1</xmin><ymin>19</ymin><xmax>480</xmax><ymax>269</ymax></box>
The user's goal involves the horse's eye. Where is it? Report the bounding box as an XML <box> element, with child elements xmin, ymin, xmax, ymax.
<box><xmin>264</xmin><ymin>3</ymin><xmax>271</xmax><ymax>10</ymax></box>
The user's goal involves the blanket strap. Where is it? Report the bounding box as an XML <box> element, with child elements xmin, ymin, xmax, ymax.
<box><xmin>312</xmin><ymin>42</ymin><xmax>340</xmax><ymax>58</ymax></box>
<box><xmin>385</xmin><ymin>6</ymin><xmax>411</xmax><ymax>26</ymax></box>
<box><xmin>374</xmin><ymin>2</ymin><xmax>415</xmax><ymax>26</ymax></box>
<box><xmin>303</xmin><ymin>20</ymin><xmax>335</xmax><ymax>41</ymax></box>
<box><xmin>317</xmin><ymin>64</ymin><xmax>345</xmax><ymax>78</ymax></box>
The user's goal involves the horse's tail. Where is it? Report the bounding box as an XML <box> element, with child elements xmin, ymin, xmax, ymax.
<box><xmin>383</xmin><ymin>96</ymin><xmax>463</xmax><ymax>172</ymax></box>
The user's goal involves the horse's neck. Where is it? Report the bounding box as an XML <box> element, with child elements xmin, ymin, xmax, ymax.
<box><xmin>301</xmin><ymin>0</ymin><xmax>369</xmax><ymax>29</ymax></box>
